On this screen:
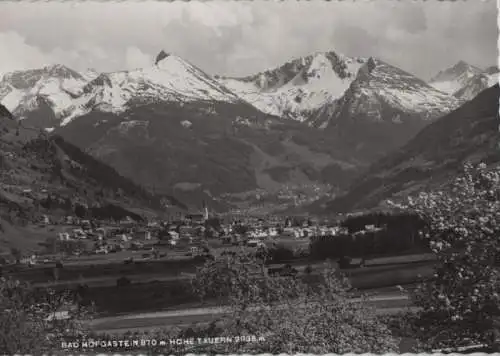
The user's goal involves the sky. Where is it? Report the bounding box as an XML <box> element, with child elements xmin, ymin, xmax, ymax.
<box><xmin>0</xmin><ymin>0</ymin><xmax>497</xmax><ymax>80</ymax></box>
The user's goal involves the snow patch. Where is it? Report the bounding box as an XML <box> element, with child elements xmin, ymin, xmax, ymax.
<box><xmin>430</xmin><ymin>81</ymin><xmax>464</xmax><ymax>95</ymax></box>
<box><xmin>487</xmin><ymin>73</ymin><xmax>499</xmax><ymax>87</ymax></box>
<box><xmin>0</xmin><ymin>86</ymin><xmax>24</xmax><ymax>112</ymax></box>
<box><xmin>454</xmin><ymin>71</ymin><xmax>500</xmax><ymax>101</ymax></box>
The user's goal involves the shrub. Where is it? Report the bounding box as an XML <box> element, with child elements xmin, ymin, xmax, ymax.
<box><xmin>189</xmin><ymin>250</ymin><xmax>398</xmax><ymax>353</ymax></box>
<box><xmin>0</xmin><ymin>277</ymin><xmax>94</xmax><ymax>354</ymax></box>
<box><xmin>391</xmin><ymin>163</ymin><xmax>500</xmax><ymax>351</ymax></box>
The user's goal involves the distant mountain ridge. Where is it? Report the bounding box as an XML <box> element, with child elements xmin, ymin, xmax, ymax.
<box><xmin>454</xmin><ymin>70</ymin><xmax>499</xmax><ymax>101</ymax></box>
<box><xmin>427</xmin><ymin>60</ymin><xmax>499</xmax><ymax>101</ymax></box>
<box><xmin>297</xmin><ymin>58</ymin><xmax>463</xmax><ymax>164</ymax></box>
<box><xmin>61</xmin><ymin>53</ymin><xmax>243</xmax><ymax>127</ymax></box>
<box><xmin>0</xmin><ymin>64</ymin><xmax>88</xmax><ymax>125</ymax></box>
<box><xmin>218</xmin><ymin>51</ymin><xmax>366</xmax><ymax>122</ymax></box>
<box><xmin>319</xmin><ymin>58</ymin><xmax>461</xmax><ymax>127</ymax></box>
<box><xmin>1</xmin><ymin>55</ymin><xmax>495</xmax><ymax>131</ymax></box>
<box><xmin>1</xmin><ymin>52</ymin><xmax>486</xmax><ymax>132</ymax></box>
<box><xmin>0</xmin><ymin>54</ymin><xmax>242</xmax><ymax>130</ymax></box>
<box><xmin>429</xmin><ymin>60</ymin><xmax>483</xmax><ymax>94</ymax></box>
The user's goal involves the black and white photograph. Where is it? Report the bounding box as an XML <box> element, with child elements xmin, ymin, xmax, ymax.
<box><xmin>0</xmin><ymin>0</ymin><xmax>498</xmax><ymax>353</ymax></box>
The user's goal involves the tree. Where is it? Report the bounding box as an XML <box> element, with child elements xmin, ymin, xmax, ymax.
<box><xmin>190</xmin><ymin>250</ymin><xmax>398</xmax><ymax>353</ymax></box>
<box><xmin>0</xmin><ymin>277</ymin><xmax>94</xmax><ymax>354</ymax></box>
<box><xmin>255</xmin><ymin>245</ymin><xmax>270</xmax><ymax>264</ymax></box>
<box><xmin>390</xmin><ymin>163</ymin><xmax>500</xmax><ymax>350</ymax></box>
<box><xmin>74</xmin><ymin>204</ymin><xmax>87</xmax><ymax>219</ymax></box>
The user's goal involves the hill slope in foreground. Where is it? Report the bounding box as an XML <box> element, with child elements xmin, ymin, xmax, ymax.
<box><xmin>0</xmin><ymin>112</ymin><xmax>184</xmax><ymax>252</ymax></box>
<box><xmin>318</xmin><ymin>84</ymin><xmax>500</xmax><ymax>214</ymax></box>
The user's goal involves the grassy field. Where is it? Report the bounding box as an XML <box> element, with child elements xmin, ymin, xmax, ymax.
<box><xmin>348</xmin><ymin>262</ymin><xmax>434</xmax><ymax>289</ymax></box>
<box><xmin>0</xmin><ymin>220</ymin><xmax>70</xmax><ymax>253</ymax></box>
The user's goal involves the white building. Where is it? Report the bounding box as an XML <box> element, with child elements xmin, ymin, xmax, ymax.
<box><xmin>58</xmin><ymin>232</ymin><xmax>70</xmax><ymax>241</ymax></box>
<box><xmin>268</xmin><ymin>227</ymin><xmax>278</xmax><ymax>237</ymax></box>
<box><xmin>168</xmin><ymin>231</ymin><xmax>180</xmax><ymax>240</ymax></box>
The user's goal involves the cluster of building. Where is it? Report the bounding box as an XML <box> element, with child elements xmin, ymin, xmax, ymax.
<box><xmin>2</xmin><ymin>200</ymin><xmax>388</xmax><ymax>265</ymax></box>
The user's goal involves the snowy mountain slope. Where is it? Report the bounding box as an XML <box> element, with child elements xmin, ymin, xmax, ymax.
<box><xmin>0</xmin><ymin>64</ymin><xmax>88</xmax><ymax>119</ymax></box>
<box><xmin>219</xmin><ymin>51</ymin><xmax>366</xmax><ymax>122</ymax></box>
<box><xmin>0</xmin><ymin>51</ymin><xmax>243</xmax><ymax>127</ymax></box>
<box><xmin>220</xmin><ymin>52</ymin><xmax>462</xmax><ymax>127</ymax></box>
<box><xmin>0</xmin><ymin>83</ymin><xmax>24</xmax><ymax>113</ymax></box>
<box><xmin>429</xmin><ymin>60</ymin><xmax>483</xmax><ymax>94</ymax></box>
<box><xmin>74</xmin><ymin>52</ymin><xmax>240</xmax><ymax>119</ymax></box>
<box><xmin>453</xmin><ymin>69</ymin><xmax>499</xmax><ymax>101</ymax></box>
<box><xmin>319</xmin><ymin>57</ymin><xmax>462</xmax><ymax>128</ymax></box>
<box><xmin>2</xmin><ymin>50</ymin><xmax>465</xmax><ymax>131</ymax></box>
<box><xmin>302</xmin><ymin>58</ymin><xmax>464</xmax><ymax>164</ymax></box>
<box><xmin>81</xmin><ymin>68</ymin><xmax>99</xmax><ymax>82</ymax></box>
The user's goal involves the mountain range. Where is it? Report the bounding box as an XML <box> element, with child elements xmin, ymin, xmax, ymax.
<box><xmin>429</xmin><ymin>60</ymin><xmax>483</xmax><ymax>94</ymax></box>
<box><xmin>0</xmin><ymin>50</ymin><xmax>497</xmax><ymax>212</ymax></box>
<box><xmin>429</xmin><ymin>61</ymin><xmax>499</xmax><ymax>101</ymax></box>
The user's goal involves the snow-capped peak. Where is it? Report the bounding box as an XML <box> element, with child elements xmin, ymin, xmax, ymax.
<box><xmin>218</xmin><ymin>50</ymin><xmax>366</xmax><ymax>121</ymax></box>
<box><xmin>484</xmin><ymin>66</ymin><xmax>499</xmax><ymax>75</ymax></box>
<box><xmin>454</xmin><ymin>67</ymin><xmax>500</xmax><ymax>101</ymax></box>
<box><xmin>1</xmin><ymin>50</ymin><xmax>245</xmax><ymax>127</ymax></box>
<box><xmin>59</xmin><ymin>51</ymin><xmax>241</xmax><ymax>126</ymax></box>
<box><xmin>1</xmin><ymin>64</ymin><xmax>84</xmax><ymax>90</ymax></box>
<box><xmin>0</xmin><ymin>64</ymin><xmax>89</xmax><ymax>118</ymax></box>
<box><xmin>42</xmin><ymin>64</ymin><xmax>84</xmax><ymax>80</ymax></box>
<box><xmin>155</xmin><ymin>50</ymin><xmax>170</xmax><ymax>65</ymax></box>
<box><xmin>81</xmin><ymin>68</ymin><xmax>99</xmax><ymax>81</ymax></box>
<box><xmin>314</xmin><ymin>57</ymin><xmax>462</xmax><ymax>128</ymax></box>
<box><xmin>429</xmin><ymin>60</ymin><xmax>483</xmax><ymax>94</ymax></box>
<box><xmin>153</xmin><ymin>52</ymin><xmax>202</xmax><ymax>77</ymax></box>
<box><xmin>431</xmin><ymin>61</ymin><xmax>481</xmax><ymax>81</ymax></box>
